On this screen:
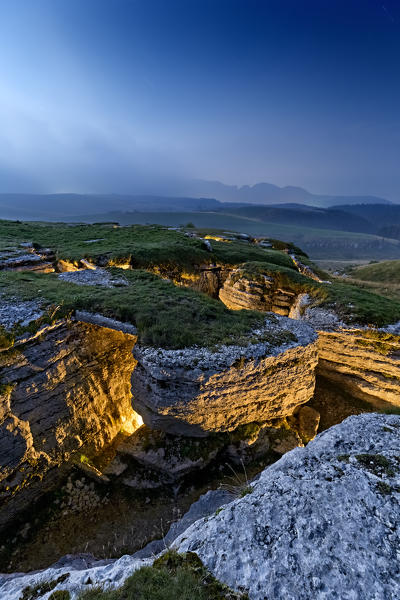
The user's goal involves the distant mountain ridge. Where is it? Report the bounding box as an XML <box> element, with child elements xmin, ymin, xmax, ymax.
<box><xmin>179</xmin><ymin>180</ymin><xmax>392</xmax><ymax>208</ymax></box>
<box><xmin>0</xmin><ymin>180</ymin><xmax>393</xmax><ymax>222</ymax></box>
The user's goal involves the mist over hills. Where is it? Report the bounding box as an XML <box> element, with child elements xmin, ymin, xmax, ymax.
<box><xmin>179</xmin><ymin>180</ymin><xmax>392</xmax><ymax>208</ymax></box>
<box><xmin>0</xmin><ymin>194</ymin><xmax>221</xmax><ymax>221</ymax></box>
<box><xmin>217</xmin><ymin>203</ymin><xmax>376</xmax><ymax>234</ymax></box>
<box><xmin>0</xmin><ymin>179</ymin><xmax>393</xmax><ymax>222</ymax></box>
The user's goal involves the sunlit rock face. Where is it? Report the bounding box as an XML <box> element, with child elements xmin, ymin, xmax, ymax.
<box><xmin>220</xmin><ymin>270</ymin><xmax>400</xmax><ymax>411</ymax></box>
<box><xmin>150</xmin><ymin>264</ymin><xmax>230</xmax><ymax>298</ymax></box>
<box><xmin>316</xmin><ymin>328</ymin><xmax>400</xmax><ymax>409</ymax></box>
<box><xmin>0</xmin><ymin>322</ymin><xmax>137</xmax><ymax>530</ymax></box>
<box><xmin>132</xmin><ymin>316</ymin><xmax>318</xmax><ymax>437</ymax></box>
<box><xmin>219</xmin><ymin>269</ymin><xmax>302</xmax><ymax>316</ymax></box>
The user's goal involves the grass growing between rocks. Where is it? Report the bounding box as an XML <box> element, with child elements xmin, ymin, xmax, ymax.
<box><xmin>3</xmin><ymin>219</ymin><xmax>400</xmax><ymax>328</ymax></box>
<box><xmin>76</xmin><ymin>551</ymin><xmax>248</xmax><ymax>600</ymax></box>
<box><xmin>21</xmin><ymin>574</ymin><xmax>69</xmax><ymax>600</ymax></box>
<box><xmin>0</xmin><ymin>269</ymin><xmax>269</xmax><ymax>349</ymax></box>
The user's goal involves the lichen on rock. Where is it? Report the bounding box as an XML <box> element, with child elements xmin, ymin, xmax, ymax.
<box><xmin>2</xmin><ymin>414</ymin><xmax>400</xmax><ymax>600</ymax></box>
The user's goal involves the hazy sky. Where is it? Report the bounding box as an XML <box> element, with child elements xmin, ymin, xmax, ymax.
<box><xmin>0</xmin><ymin>0</ymin><xmax>399</xmax><ymax>199</ymax></box>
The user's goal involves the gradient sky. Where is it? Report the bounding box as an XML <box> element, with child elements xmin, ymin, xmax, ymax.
<box><xmin>0</xmin><ymin>0</ymin><xmax>399</xmax><ymax>199</ymax></box>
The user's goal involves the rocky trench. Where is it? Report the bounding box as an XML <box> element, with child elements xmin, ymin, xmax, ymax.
<box><xmin>0</xmin><ymin>310</ymin><xmax>323</xmax><ymax>571</ymax></box>
<box><xmin>1</xmin><ymin>266</ymin><xmax>399</xmax><ymax>574</ymax></box>
<box><xmin>218</xmin><ymin>269</ymin><xmax>400</xmax><ymax>411</ymax></box>
<box><xmin>2</xmin><ymin>413</ymin><xmax>400</xmax><ymax>600</ymax></box>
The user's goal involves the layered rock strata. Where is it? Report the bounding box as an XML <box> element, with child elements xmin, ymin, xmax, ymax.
<box><xmin>219</xmin><ymin>268</ymin><xmax>304</xmax><ymax>316</ymax></box>
<box><xmin>219</xmin><ymin>269</ymin><xmax>400</xmax><ymax>411</ymax></box>
<box><xmin>0</xmin><ymin>320</ymin><xmax>138</xmax><ymax>529</ymax></box>
<box><xmin>301</xmin><ymin>307</ymin><xmax>400</xmax><ymax>409</ymax></box>
<box><xmin>316</xmin><ymin>327</ymin><xmax>400</xmax><ymax>409</ymax></box>
<box><xmin>0</xmin><ymin>244</ymin><xmax>54</xmax><ymax>273</ymax></box>
<box><xmin>132</xmin><ymin>315</ymin><xmax>318</xmax><ymax>436</ymax></box>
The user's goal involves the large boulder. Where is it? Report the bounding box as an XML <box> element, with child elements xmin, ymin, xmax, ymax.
<box><xmin>174</xmin><ymin>413</ymin><xmax>400</xmax><ymax>599</ymax></box>
<box><xmin>2</xmin><ymin>414</ymin><xmax>400</xmax><ymax>599</ymax></box>
<box><xmin>219</xmin><ymin>268</ymin><xmax>302</xmax><ymax>316</ymax></box>
<box><xmin>131</xmin><ymin>315</ymin><xmax>318</xmax><ymax>436</ymax></box>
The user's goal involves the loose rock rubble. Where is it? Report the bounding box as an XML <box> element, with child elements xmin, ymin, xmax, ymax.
<box><xmin>58</xmin><ymin>477</ymin><xmax>108</xmax><ymax>515</ymax></box>
<box><xmin>58</xmin><ymin>268</ymin><xmax>128</xmax><ymax>287</ymax></box>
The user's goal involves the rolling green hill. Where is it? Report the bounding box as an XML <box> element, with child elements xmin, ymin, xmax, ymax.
<box><xmin>62</xmin><ymin>210</ymin><xmax>400</xmax><ymax>261</ymax></box>
<box><xmin>352</xmin><ymin>260</ymin><xmax>400</xmax><ymax>284</ymax></box>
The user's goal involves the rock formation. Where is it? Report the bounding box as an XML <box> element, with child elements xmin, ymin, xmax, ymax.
<box><xmin>2</xmin><ymin>414</ymin><xmax>399</xmax><ymax>599</ymax></box>
<box><xmin>316</xmin><ymin>327</ymin><xmax>400</xmax><ymax>409</ymax></box>
<box><xmin>132</xmin><ymin>315</ymin><xmax>318</xmax><ymax>436</ymax></box>
<box><xmin>174</xmin><ymin>413</ymin><xmax>400</xmax><ymax>599</ymax></box>
<box><xmin>303</xmin><ymin>307</ymin><xmax>400</xmax><ymax>410</ymax></box>
<box><xmin>0</xmin><ymin>244</ymin><xmax>54</xmax><ymax>273</ymax></box>
<box><xmin>219</xmin><ymin>267</ymin><xmax>304</xmax><ymax>316</ymax></box>
<box><xmin>219</xmin><ymin>264</ymin><xmax>400</xmax><ymax>412</ymax></box>
<box><xmin>0</xmin><ymin>319</ymin><xmax>138</xmax><ymax>529</ymax></box>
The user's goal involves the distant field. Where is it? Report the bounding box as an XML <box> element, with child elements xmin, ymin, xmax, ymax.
<box><xmin>342</xmin><ymin>260</ymin><xmax>400</xmax><ymax>303</ymax></box>
<box><xmin>66</xmin><ymin>210</ymin><xmax>400</xmax><ymax>261</ymax></box>
<box><xmin>352</xmin><ymin>260</ymin><xmax>400</xmax><ymax>283</ymax></box>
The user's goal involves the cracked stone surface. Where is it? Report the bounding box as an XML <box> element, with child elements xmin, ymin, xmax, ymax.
<box><xmin>1</xmin><ymin>414</ymin><xmax>400</xmax><ymax>599</ymax></box>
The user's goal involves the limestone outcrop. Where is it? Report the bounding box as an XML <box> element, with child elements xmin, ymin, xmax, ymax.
<box><xmin>173</xmin><ymin>413</ymin><xmax>400</xmax><ymax>599</ymax></box>
<box><xmin>301</xmin><ymin>306</ymin><xmax>400</xmax><ymax>410</ymax></box>
<box><xmin>0</xmin><ymin>244</ymin><xmax>54</xmax><ymax>273</ymax></box>
<box><xmin>0</xmin><ymin>320</ymin><xmax>138</xmax><ymax>530</ymax></box>
<box><xmin>315</xmin><ymin>327</ymin><xmax>400</xmax><ymax>409</ymax></box>
<box><xmin>2</xmin><ymin>414</ymin><xmax>400</xmax><ymax>599</ymax></box>
<box><xmin>132</xmin><ymin>315</ymin><xmax>318</xmax><ymax>436</ymax></box>
<box><xmin>219</xmin><ymin>267</ymin><xmax>305</xmax><ymax>316</ymax></box>
<box><xmin>219</xmin><ymin>266</ymin><xmax>400</xmax><ymax>411</ymax></box>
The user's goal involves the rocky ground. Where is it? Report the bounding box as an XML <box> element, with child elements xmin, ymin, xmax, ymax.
<box><xmin>1</xmin><ymin>223</ymin><xmax>400</xmax><ymax>598</ymax></box>
<box><xmin>1</xmin><ymin>414</ymin><xmax>399</xmax><ymax>599</ymax></box>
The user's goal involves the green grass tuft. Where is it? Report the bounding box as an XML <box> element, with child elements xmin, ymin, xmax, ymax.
<box><xmin>77</xmin><ymin>550</ymin><xmax>248</xmax><ymax>600</ymax></box>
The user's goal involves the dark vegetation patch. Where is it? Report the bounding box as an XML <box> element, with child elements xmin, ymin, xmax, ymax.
<box><xmin>0</xmin><ymin>270</ymin><xmax>268</xmax><ymax>349</ymax></box>
<box><xmin>376</xmin><ymin>481</ymin><xmax>393</xmax><ymax>495</ymax></box>
<box><xmin>355</xmin><ymin>454</ymin><xmax>396</xmax><ymax>477</ymax></box>
<box><xmin>0</xmin><ymin>324</ymin><xmax>14</xmax><ymax>350</ymax></box>
<box><xmin>21</xmin><ymin>574</ymin><xmax>69</xmax><ymax>600</ymax></box>
<box><xmin>76</xmin><ymin>550</ymin><xmax>248</xmax><ymax>600</ymax></box>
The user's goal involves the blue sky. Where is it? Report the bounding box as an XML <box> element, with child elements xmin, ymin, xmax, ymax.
<box><xmin>0</xmin><ymin>0</ymin><xmax>399</xmax><ymax>199</ymax></box>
